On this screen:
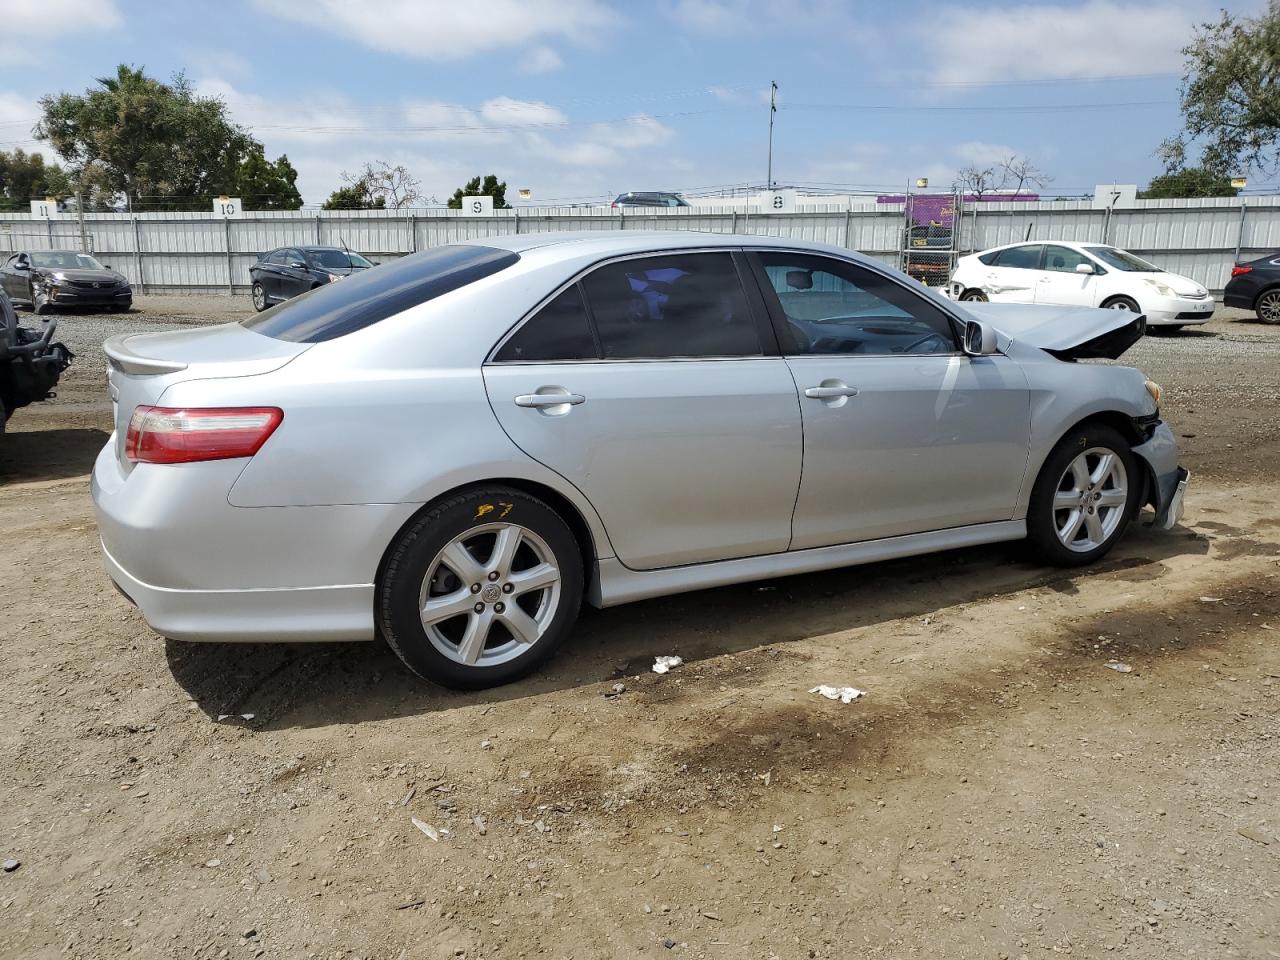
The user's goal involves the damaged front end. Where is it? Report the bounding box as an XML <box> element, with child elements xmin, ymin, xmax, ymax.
<box><xmin>958</xmin><ymin>301</ymin><xmax>1147</xmax><ymax>361</ymax></box>
<box><xmin>1</xmin><ymin>292</ymin><xmax>73</xmax><ymax>431</ymax></box>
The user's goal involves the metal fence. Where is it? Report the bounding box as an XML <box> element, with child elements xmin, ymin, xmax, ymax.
<box><xmin>0</xmin><ymin>195</ymin><xmax>1274</xmax><ymax>296</ymax></box>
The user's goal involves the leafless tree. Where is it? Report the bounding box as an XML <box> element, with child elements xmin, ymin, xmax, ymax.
<box><xmin>339</xmin><ymin>161</ymin><xmax>423</xmax><ymax>209</ymax></box>
<box><xmin>952</xmin><ymin>164</ymin><xmax>999</xmax><ymax>198</ymax></box>
<box><xmin>999</xmin><ymin>154</ymin><xmax>1052</xmax><ymax>194</ymax></box>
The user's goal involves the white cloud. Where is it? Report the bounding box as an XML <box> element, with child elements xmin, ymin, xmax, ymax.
<box><xmin>251</xmin><ymin>0</ymin><xmax>614</xmax><ymax>60</ymax></box>
<box><xmin>479</xmin><ymin>97</ymin><xmax>568</xmax><ymax>128</ymax></box>
<box><xmin>668</xmin><ymin>0</ymin><xmax>848</xmax><ymax>32</ymax></box>
<box><xmin>0</xmin><ymin>0</ymin><xmax>120</xmax><ymax>33</ymax></box>
<box><xmin>0</xmin><ymin>92</ymin><xmax>55</xmax><ymax>161</ymax></box>
<box><xmin>925</xmin><ymin>1</ymin><xmax>1212</xmax><ymax>83</ymax></box>
<box><xmin>519</xmin><ymin>46</ymin><xmax>564</xmax><ymax>74</ymax></box>
<box><xmin>953</xmin><ymin>142</ymin><xmax>1022</xmax><ymax>167</ymax></box>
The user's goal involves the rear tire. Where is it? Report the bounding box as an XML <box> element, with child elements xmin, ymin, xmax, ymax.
<box><xmin>377</xmin><ymin>486</ymin><xmax>584</xmax><ymax>689</ymax></box>
<box><xmin>960</xmin><ymin>289</ymin><xmax>988</xmax><ymax>302</ymax></box>
<box><xmin>1102</xmin><ymin>295</ymin><xmax>1140</xmax><ymax>313</ymax></box>
<box><xmin>1255</xmin><ymin>288</ymin><xmax>1280</xmax><ymax>324</ymax></box>
<box><xmin>1027</xmin><ymin>423</ymin><xmax>1140</xmax><ymax>567</ymax></box>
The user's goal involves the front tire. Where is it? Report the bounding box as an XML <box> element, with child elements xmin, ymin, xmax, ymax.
<box><xmin>1255</xmin><ymin>288</ymin><xmax>1280</xmax><ymax>324</ymax></box>
<box><xmin>251</xmin><ymin>282</ymin><xmax>268</xmax><ymax>312</ymax></box>
<box><xmin>378</xmin><ymin>486</ymin><xmax>584</xmax><ymax>689</ymax></box>
<box><xmin>1027</xmin><ymin>423</ymin><xmax>1139</xmax><ymax>567</ymax></box>
<box><xmin>1102</xmin><ymin>295</ymin><xmax>1140</xmax><ymax>313</ymax></box>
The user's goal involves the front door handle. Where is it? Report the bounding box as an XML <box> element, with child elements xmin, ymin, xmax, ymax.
<box><xmin>515</xmin><ymin>390</ymin><xmax>586</xmax><ymax>408</ymax></box>
<box><xmin>804</xmin><ymin>384</ymin><xmax>859</xmax><ymax>399</ymax></box>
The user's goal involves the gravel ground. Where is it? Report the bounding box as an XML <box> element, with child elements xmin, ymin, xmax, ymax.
<box><xmin>1</xmin><ymin>296</ymin><xmax>1278</xmax><ymax>960</ymax></box>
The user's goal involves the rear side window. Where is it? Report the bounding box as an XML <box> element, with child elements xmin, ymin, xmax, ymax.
<box><xmin>992</xmin><ymin>245</ymin><xmax>1043</xmax><ymax>269</ymax></box>
<box><xmin>495</xmin><ymin>285</ymin><xmax>596</xmax><ymax>362</ymax></box>
<box><xmin>580</xmin><ymin>252</ymin><xmax>761</xmax><ymax>359</ymax></box>
<box><xmin>243</xmin><ymin>244</ymin><xmax>519</xmax><ymax>343</ymax></box>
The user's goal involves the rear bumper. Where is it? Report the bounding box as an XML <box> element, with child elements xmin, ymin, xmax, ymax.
<box><xmin>90</xmin><ymin>440</ymin><xmax>415</xmax><ymax>643</ymax></box>
<box><xmin>1132</xmin><ymin>421</ymin><xmax>1187</xmax><ymax>529</ymax></box>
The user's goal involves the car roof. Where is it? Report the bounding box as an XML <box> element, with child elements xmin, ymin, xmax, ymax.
<box><xmin>457</xmin><ymin>230</ymin><xmax>875</xmax><ymax>263</ymax></box>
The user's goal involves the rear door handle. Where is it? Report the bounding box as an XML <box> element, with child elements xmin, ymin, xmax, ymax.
<box><xmin>515</xmin><ymin>391</ymin><xmax>586</xmax><ymax>408</ymax></box>
<box><xmin>804</xmin><ymin>384</ymin><xmax>859</xmax><ymax>399</ymax></box>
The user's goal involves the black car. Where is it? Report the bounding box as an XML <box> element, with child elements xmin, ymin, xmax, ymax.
<box><xmin>0</xmin><ymin>249</ymin><xmax>132</xmax><ymax>314</ymax></box>
<box><xmin>611</xmin><ymin>191</ymin><xmax>690</xmax><ymax>209</ymax></box>
<box><xmin>250</xmin><ymin>246</ymin><xmax>373</xmax><ymax>311</ymax></box>
<box><xmin>1223</xmin><ymin>252</ymin><xmax>1280</xmax><ymax>324</ymax></box>
<box><xmin>1</xmin><ymin>286</ymin><xmax>73</xmax><ymax>433</ymax></box>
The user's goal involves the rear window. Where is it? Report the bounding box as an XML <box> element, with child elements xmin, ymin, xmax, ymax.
<box><xmin>243</xmin><ymin>244</ymin><xmax>519</xmax><ymax>343</ymax></box>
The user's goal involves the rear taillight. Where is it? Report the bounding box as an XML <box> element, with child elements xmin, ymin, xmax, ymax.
<box><xmin>1231</xmin><ymin>264</ymin><xmax>1252</xmax><ymax>277</ymax></box>
<box><xmin>125</xmin><ymin>406</ymin><xmax>283</xmax><ymax>464</ymax></box>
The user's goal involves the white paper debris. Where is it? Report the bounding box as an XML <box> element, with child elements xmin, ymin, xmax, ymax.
<box><xmin>411</xmin><ymin>817</ymin><xmax>440</xmax><ymax>841</ymax></box>
<box><xmin>1199</xmin><ymin>596</ymin><xmax>1223</xmax><ymax>603</ymax></box>
<box><xmin>1104</xmin><ymin>661</ymin><xmax>1133</xmax><ymax>673</ymax></box>
<box><xmin>652</xmin><ymin>656</ymin><xmax>684</xmax><ymax>674</ymax></box>
<box><xmin>809</xmin><ymin>685</ymin><xmax>865</xmax><ymax>703</ymax></box>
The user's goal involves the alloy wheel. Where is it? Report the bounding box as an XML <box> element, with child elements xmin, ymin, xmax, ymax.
<box><xmin>1053</xmin><ymin>448</ymin><xmax>1128</xmax><ymax>552</ymax></box>
<box><xmin>252</xmin><ymin>284</ymin><xmax>266</xmax><ymax>311</ymax></box>
<box><xmin>418</xmin><ymin>522</ymin><xmax>562</xmax><ymax>667</ymax></box>
<box><xmin>1258</xmin><ymin>291</ymin><xmax>1280</xmax><ymax>324</ymax></box>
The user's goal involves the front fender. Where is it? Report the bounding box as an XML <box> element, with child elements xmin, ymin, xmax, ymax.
<box><xmin>1132</xmin><ymin>421</ymin><xmax>1188</xmax><ymax>529</ymax></box>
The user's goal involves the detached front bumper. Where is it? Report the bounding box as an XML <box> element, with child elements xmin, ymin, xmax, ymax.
<box><xmin>1131</xmin><ymin>420</ymin><xmax>1188</xmax><ymax>529</ymax></box>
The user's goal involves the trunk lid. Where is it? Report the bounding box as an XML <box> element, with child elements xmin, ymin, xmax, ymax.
<box><xmin>958</xmin><ymin>302</ymin><xmax>1147</xmax><ymax>360</ymax></box>
<box><xmin>104</xmin><ymin>323</ymin><xmax>308</xmax><ymax>471</ymax></box>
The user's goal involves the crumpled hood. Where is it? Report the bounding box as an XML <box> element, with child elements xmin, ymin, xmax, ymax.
<box><xmin>957</xmin><ymin>301</ymin><xmax>1146</xmax><ymax>360</ymax></box>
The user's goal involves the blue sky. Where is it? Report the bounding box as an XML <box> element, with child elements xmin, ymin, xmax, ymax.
<box><xmin>0</xmin><ymin>0</ymin><xmax>1270</xmax><ymax>206</ymax></box>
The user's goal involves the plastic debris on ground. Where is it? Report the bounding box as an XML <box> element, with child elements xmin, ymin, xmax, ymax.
<box><xmin>809</xmin><ymin>685</ymin><xmax>865</xmax><ymax>703</ymax></box>
<box><xmin>411</xmin><ymin>817</ymin><xmax>441</xmax><ymax>841</ymax></box>
<box><xmin>652</xmin><ymin>656</ymin><xmax>683</xmax><ymax>674</ymax></box>
<box><xmin>1104</xmin><ymin>661</ymin><xmax>1133</xmax><ymax>673</ymax></box>
<box><xmin>1199</xmin><ymin>596</ymin><xmax>1224</xmax><ymax>603</ymax></box>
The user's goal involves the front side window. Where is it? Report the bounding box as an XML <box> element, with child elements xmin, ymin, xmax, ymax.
<box><xmin>755</xmin><ymin>252</ymin><xmax>958</xmax><ymax>356</ymax></box>
<box><xmin>244</xmin><ymin>244</ymin><xmax>519</xmax><ymax>343</ymax></box>
<box><xmin>1042</xmin><ymin>245</ymin><xmax>1094</xmax><ymax>273</ymax></box>
<box><xmin>992</xmin><ymin>245</ymin><xmax>1043</xmax><ymax>269</ymax></box>
<box><xmin>1084</xmin><ymin>246</ymin><xmax>1161</xmax><ymax>273</ymax></box>
<box><xmin>495</xmin><ymin>285</ymin><xmax>596</xmax><ymax>362</ymax></box>
<box><xmin>580</xmin><ymin>252</ymin><xmax>761</xmax><ymax>359</ymax></box>
<box><xmin>309</xmin><ymin>249</ymin><xmax>373</xmax><ymax>269</ymax></box>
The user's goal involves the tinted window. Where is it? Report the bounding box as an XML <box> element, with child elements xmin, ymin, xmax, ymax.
<box><xmin>756</xmin><ymin>252</ymin><xmax>958</xmax><ymax>356</ymax></box>
<box><xmin>977</xmin><ymin>251</ymin><xmax>999</xmax><ymax>266</ymax></box>
<box><xmin>309</xmin><ymin>249</ymin><xmax>373</xmax><ymax>269</ymax></box>
<box><xmin>992</xmin><ymin>245</ymin><xmax>1042</xmax><ymax>269</ymax></box>
<box><xmin>266</xmin><ymin>249</ymin><xmax>289</xmax><ymax>265</ymax></box>
<box><xmin>495</xmin><ymin>285</ymin><xmax>596</xmax><ymax>362</ymax></box>
<box><xmin>581</xmin><ymin>252</ymin><xmax>760</xmax><ymax>359</ymax></box>
<box><xmin>243</xmin><ymin>244</ymin><xmax>519</xmax><ymax>343</ymax></box>
<box><xmin>1042</xmin><ymin>245</ymin><xmax>1094</xmax><ymax>273</ymax></box>
<box><xmin>1083</xmin><ymin>246</ymin><xmax>1161</xmax><ymax>272</ymax></box>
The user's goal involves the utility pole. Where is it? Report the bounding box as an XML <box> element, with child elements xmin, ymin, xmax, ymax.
<box><xmin>75</xmin><ymin>191</ymin><xmax>89</xmax><ymax>253</ymax></box>
<box><xmin>766</xmin><ymin>80</ymin><xmax>778</xmax><ymax>189</ymax></box>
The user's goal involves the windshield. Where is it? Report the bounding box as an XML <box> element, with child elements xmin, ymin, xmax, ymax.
<box><xmin>30</xmin><ymin>251</ymin><xmax>106</xmax><ymax>270</ymax></box>
<box><xmin>309</xmin><ymin>249</ymin><xmax>373</xmax><ymax>269</ymax></box>
<box><xmin>1084</xmin><ymin>246</ymin><xmax>1162</xmax><ymax>273</ymax></box>
<box><xmin>243</xmin><ymin>244</ymin><xmax>519</xmax><ymax>343</ymax></box>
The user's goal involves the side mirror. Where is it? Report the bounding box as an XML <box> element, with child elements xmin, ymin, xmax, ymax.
<box><xmin>14</xmin><ymin>261</ymin><xmax>28</xmax><ymax>271</ymax></box>
<box><xmin>289</xmin><ymin>260</ymin><xmax>308</xmax><ymax>270</ymax></box>
<box><xmin>1075</xmin><ymin>262</ymin><xmax>1094</xmax><ymax>275</ymax></box>
<box><xmin>102</xmin><ymin>264</ymin><xmax>111</xmax><ymax>270</ymax></box>
<box><xmin>963</xmin><ymin>319</ymin><xmax>998</xmax><ymax>356</ymax></box>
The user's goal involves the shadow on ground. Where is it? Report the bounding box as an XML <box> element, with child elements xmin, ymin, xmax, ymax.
<box><xmin>0</xmin><ymin>427</ymin><xmax>108</xmax><ymax>484</ymax></box>
<box><xmin>165</xmin><ymin>517</ymin><xmax>1210</xmax><ymax>731</ymax></box>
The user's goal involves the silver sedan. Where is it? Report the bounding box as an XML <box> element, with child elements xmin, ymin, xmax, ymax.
<box><xmin>92</xmin><ymin>232</ymin><xmax>1187</xmax><ymax>688</ymax></box>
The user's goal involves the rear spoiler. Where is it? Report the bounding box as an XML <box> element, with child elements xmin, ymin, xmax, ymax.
<box><xmin>103</xmin><ymin>334</ymin><xmax>189</xmax><ymax>375</ymax></box>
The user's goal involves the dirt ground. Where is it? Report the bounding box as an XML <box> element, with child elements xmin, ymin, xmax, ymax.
<box><xmin>2</xmin><ymin>297</ymin><xmax>1278</xmax><ymax>960</ymax></box>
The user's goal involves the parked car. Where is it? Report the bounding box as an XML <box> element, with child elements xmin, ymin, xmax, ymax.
<box><xmin>1223</xmin><ymin>252</ymin><xmax>1280</xmax><ymax>324</ymax></box>
<box><xmin>948</xmin><ymin>242</ymin><xmax>1213</xmax><ymax>329</ymax></box>
<box><xmin>249</xmin><ymin>246</ymin><xmax>373</xmax><ymax>311</ymax></box>
<box><xmin>1</xmin><ymin>286</ymin><xmax>73</xmax><ymax>433</ymax></box>
<box><xmin>611</xmin><ymin>192</ymin><xmax>690</xmax><ymax>208</ymax></box>
<box><xmin>0</xmin><ymin>249</ymin><xmax>132</xmax><ymax>314</ymax></box>
<box><xmin>92</xmin><ymin>232</ymin><xmax>1186</xmax><ymax>689</ymax></box>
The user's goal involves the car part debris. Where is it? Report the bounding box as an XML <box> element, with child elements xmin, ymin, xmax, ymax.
<box><xmin>810</xmin><ymin>685</ymin><xmax>865</xmax><ymax>703</ymax></box>
<box><xmin>1104</xmin><ymin>661</ymin><xmax>1133</xmax><ymax>673</ymax></box>
<box><xmin>652</xmin><ymin>656</ymin><xmax>683</xmax><ymax>674</ymax></box>
<box><xmin>410</xmin><ymin>817</ymin><xmax>440</xmax><ymax>841</ymax></box>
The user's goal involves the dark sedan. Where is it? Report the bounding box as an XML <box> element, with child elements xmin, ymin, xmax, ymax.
<box><xmin>1224</xmin><ymin>253</ymin><xmax>1280</xmax><ymax>324</ymax></box>
<box><xmin>0</xmin><ymin>250</ymin><xmax>132</xmax><ymax>314</ymax></box>
<box><xmin>250</xmin><ymin>246</ymin><xmax>373</xmax><ymax>311</ymax></box>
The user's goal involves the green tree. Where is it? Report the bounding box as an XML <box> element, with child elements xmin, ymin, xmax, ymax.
<box><xmin>0</xmin><ymin>149</ymin><xmax>72</xmax><ymax>211</ymax></box>
<box><xmin>322</xmin><ymin>182</ymin><xmax>387</xmax><ymax>210</ymax></box>
<box><xmin>1138</xmin><ymin>168</ymin><xmax>1240</xmax><ymax>200</ymax></box>
<box><xmin>234</xmin><ymin>145</ymin><xmax>302</xmax><ymax>210</ymax></box>
<box><xmin>1163</xmin><ymin>7</ymin><xmax>1280</xmax><ymax>174</ymax></box>
<box><xmin>447</xmin><ymin>174</ymin><xmax>509</xmax><ymax>209</ymax></box>
<box><xmin>321</xmin><ymin>161</ymin><xmax>420</xmax><ymax>210</ymax></box>
<box><xmin>36</xmin><ymin>64</ymin><xmax>255</xmax><ymax>210</ymax></box>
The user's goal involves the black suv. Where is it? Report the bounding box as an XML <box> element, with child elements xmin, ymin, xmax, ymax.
<box><xmin>250</xmin><ymin>246</ymin><xmax>373</xmax><ymax>311</ymax></box>
<box><xmin>1223</xmin><ymin>253</ymin><xmax>1280</xmax><ymax>324</ymax></box>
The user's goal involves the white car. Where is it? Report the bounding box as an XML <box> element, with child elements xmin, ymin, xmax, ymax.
<box><xmin>948</xmin><ymin>242</ymin><xmax>1214</xmax><ymax>328</ymax></box>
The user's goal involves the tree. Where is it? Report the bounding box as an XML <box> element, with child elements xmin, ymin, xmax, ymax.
<box><xmin>1138</xmin><ymin>167</ymin><xmax>1240</xmax><ymax>199</ymax></box>
<box><xmin>1163</xmin><ymin>7</ymin><xmax>1280</xmax><ymax>175</ymax></box>
<box><xmin>233</xmin><ymin>145</ymin><xmax>302</xmax><ymax>210</ymax></box>
<box><xmin>35</xmin><ymin>64</ymin><xmax>254</xmax><ymax>210</ymax></box>
<box><xmin>0</xmin><ymin>149</ymin><xmax>72</xmax><ymax>211</ymax></box>
<box><xmin>448</xmin><ymin>174</ymin><xmax>509</xmax><ymax>209</ymax></box>
<box><xmin>952</xmin><ymin>165</ymin><xmax>998</xmax><ymax>198</ymax></box>
<box><xmin>999</xmin><ymin>154</ymin><xmax>1052</xmax><ymax>194</ymax></box>
<box><xmin>322</xmin><ymin>161</ymin><xmax>421</xmax><ymax>210</ymax></box>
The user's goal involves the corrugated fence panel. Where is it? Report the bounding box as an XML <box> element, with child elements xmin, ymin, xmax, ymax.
<box><xmin>2</xmin><ymin>198</ymin><xmax>1278</xmax><ymax>293</ymax></box>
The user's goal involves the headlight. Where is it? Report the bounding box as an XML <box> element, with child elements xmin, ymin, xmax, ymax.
<box><xmin>1143</xmin><ymin>278</ymin><xmax>1176</xmax><ymax>297</ymax></box>
<box><xmin>326</xmin><ymin>272</ymin><xmax>345</xmax><ymax>282</ymax></box>
<box><xmin>1145</xmin><ymin>380</ymin><xmax>1162</xmax><ymax>404</ymax></box>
